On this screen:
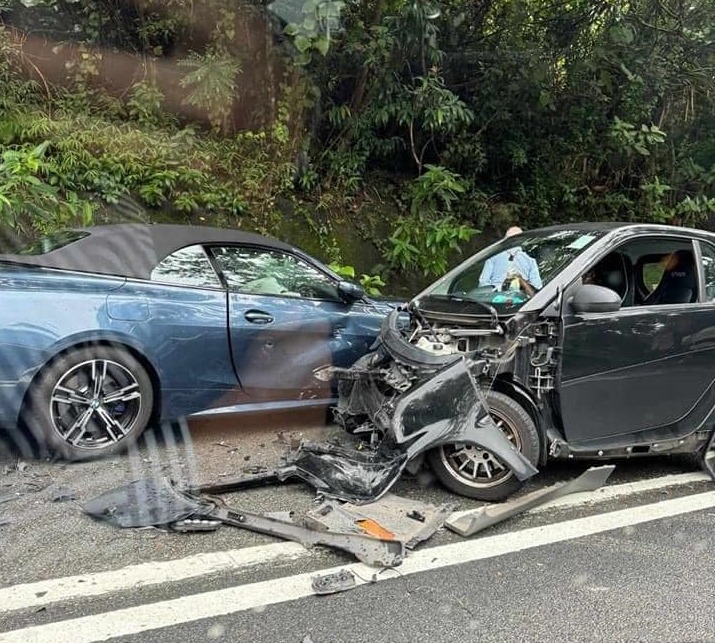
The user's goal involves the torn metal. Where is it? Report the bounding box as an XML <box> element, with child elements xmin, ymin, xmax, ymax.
<box><xmin>445</xmin><ymin>465</ymin><xmax>615</xmax><ymax>537</ymax></box>
<box><xmin>83</xmin><ymin>477</ymin><xmax>404</xmax><ymax>568</ymax></box>
<box><xmin>326</xmin><ymin>327</ymin><xmax>540</xmax><ymax>501</ymax></box>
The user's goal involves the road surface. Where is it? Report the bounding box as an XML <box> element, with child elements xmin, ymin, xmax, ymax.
<box><xmin>1</xmin><ymin>411</ymin><xmax>713</xmax><ymax>642</ymax></box>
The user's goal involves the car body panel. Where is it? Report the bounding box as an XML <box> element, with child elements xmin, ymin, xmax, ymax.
<box><xmin>228</xmin><ymin>292</ymin><xmax>390</xmax><ymax>397</ymax></box>
<box><xmin>559</xmin><ymin>304</ymin><xmax>715</xmax><ymax>443</ymax></box>
<box><xmin>0</xmin><ymin>225</ymin><xmax>392</xmax><ymax>435</ymax></box>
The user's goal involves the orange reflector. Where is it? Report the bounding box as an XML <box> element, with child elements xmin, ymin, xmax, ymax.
<box><xmin>355</xmin><ymin>519</ymin><xmax>396</xmax><ymax>540</ymax></box>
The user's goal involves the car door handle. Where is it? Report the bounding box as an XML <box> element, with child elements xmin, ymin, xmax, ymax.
<box><xmin>244</xmin><ymin>310</ymin><xmax>274</xmax><ymax>324</ymax></box>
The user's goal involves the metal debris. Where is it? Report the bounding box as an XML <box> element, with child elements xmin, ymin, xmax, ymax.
<box><xmin>311</xmin><ymin>569</ymin><xmax>357</xmax><ymax>595</ymax></box>
<box><xmin>170</xmin><ymin>518</ymin><xmax>222</xmax><ymax>533</ymax></box>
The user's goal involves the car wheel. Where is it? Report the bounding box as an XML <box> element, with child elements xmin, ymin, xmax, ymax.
<box><xmin>428</xmin><ymin>390</ymin><xmax>539</xmax><ymax>502</ymax></box>
<box><xmin>23</xmin><ymin>345</ymin><xmax>154</xmax><ymax>461</ymax></box>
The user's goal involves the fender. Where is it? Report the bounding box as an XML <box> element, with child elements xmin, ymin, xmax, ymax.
<box><xmin>392</xmin><ymin>358</ymin><xmax>539</xmax><ymax>481</ymax></box>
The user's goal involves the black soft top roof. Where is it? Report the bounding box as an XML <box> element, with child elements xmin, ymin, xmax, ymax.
<box><xmin>0</xmin><ymin>224</ymin><xmax>294</xmax><ymax>280</ymax></box>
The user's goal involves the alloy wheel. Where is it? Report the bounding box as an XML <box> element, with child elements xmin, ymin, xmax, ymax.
<box><xmin>48</xmin><ymin>358</ymin><xmax>143</xmax><ymax>450</ymax></box>
<box><xmin>437</xmin><ymin>411</ymin><xmax>521</xmax><ymax>489</ymax></box>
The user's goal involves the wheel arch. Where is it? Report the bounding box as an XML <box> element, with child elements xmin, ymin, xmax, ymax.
<box><xmin>488</xmin><ymin>376</ymin><xmax>548</xmax><ymax>465</ymax></box>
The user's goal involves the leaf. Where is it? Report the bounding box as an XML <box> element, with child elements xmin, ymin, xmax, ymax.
<box><xmin>295</xmin><ymin>35</ymin><xmax>312</xmax><ymax>53</ymax></box>
<box><xmin>283</xmin><ymin>22</ymin><xmax>300</xmax><ymax>36</ymax></box>
<box><xmin>315</xmin><ymin>36</ymin><xmax>330</xmax><ymax>56</ymax></box>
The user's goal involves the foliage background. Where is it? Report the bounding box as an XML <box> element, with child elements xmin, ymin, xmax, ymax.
<box><xmin>0</xmin><ymin>0</ymin><xmax>713</xmax><ymax>294</ymax></box>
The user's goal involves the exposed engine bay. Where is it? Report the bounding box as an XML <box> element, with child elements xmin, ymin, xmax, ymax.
<box><xmin>330</xmin><ymin>306</ymin><xmax>559</xmax><ymax>436</ymax></box>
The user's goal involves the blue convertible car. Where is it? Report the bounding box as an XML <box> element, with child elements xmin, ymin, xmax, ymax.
<box><xmin>0</xmin><ymin>224</ymin><xmax>392</xmax><ymax>460</ymax></box>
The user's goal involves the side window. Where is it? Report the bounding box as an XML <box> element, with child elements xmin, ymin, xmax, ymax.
<box><xmin>630</xmin><ymin>240</ymin><xmax>697</xmax><ymax>306</ymax></box>
<box><xmin>150</xmin><ymin>245</ymin><xmax>221</xmax><ymax>288</ymax></box>
<box><xmin>579</xmin><ymin>238</ymin><xmax>699</xmax><ymax>307</ymax></box>
<box><xmin>211</xmin><ymin>246</ymin><xmax>340</xmax><ymax>300</ymax></box>
<box><xmin>699</xmin><ymin>242</ymin><xmax>715</xmax><ymax>302</ymax></box>
<box><xmin>580</xmin><ymin>251</ymin><xmax>630</xmax><ymax>304</ymax></box>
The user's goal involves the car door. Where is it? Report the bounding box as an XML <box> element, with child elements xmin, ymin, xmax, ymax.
<box><xmin>142</xmin><ymin>244</ymin><xmax>237</xmax><ymax>417</ymax></box>
<box><xmin>210</xmin><ymin>244</ymin><xmax>382</xmax><ymax>400</ymax></box>
<box><xmin>557</xmin><ymin>236</ymin><xmax>715</xmax><ymax>447</ymax></box>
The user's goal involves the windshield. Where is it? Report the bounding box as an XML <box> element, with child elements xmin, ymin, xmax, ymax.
<box><xmin>420</xmin><ymin>229</ymin><xmax>606</xmax><ymax>313</ymax></box>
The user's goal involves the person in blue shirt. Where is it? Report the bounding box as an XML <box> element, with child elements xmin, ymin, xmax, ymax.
<box><xmin>478</xmin><ymin>226</ymin><xmax>543</xmax><ymax>296</ymax></box>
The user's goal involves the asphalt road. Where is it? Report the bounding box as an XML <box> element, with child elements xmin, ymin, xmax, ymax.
<box><xmin>1</xmin><ymin>411</ymin><xmax>714</xmax><ymax>643</ymax></box>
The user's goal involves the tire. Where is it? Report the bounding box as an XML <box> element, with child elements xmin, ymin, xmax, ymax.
<box><xmin>427</xmin><ymin>390</ymin><xmax>540</xmax><ymax>502</ymax></box>
<box><xmin>23</xmin><ymin>345</ymin><xmax>154</xmax><ymax>461</ymax></box>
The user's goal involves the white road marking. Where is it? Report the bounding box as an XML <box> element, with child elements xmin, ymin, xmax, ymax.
<box><xmin>449</xmin><ymin>471</ymin><xmax>709</xmax><ymax>521</ymax></box>
<box><xmin>0</xmin><ymin>543</ymin><xmax>308</xmax><ymax>614</ymax></box>
<box><xmin>3</xmin><ymin>490</ymin><xmax>715</xmax><ymax>643</ymax></box>
<box><xmin>0</xmin><ymin>471</ymin><xmax>708</xmax><ymax>615</ymax></box>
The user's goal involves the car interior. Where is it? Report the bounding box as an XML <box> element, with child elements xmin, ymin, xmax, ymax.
<box><xmin>581</xmin><ymin>239</ymin><xmax>699</xmax><ymax>307</ymax></box>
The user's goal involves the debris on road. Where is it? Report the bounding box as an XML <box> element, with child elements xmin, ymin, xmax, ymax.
<box><xmin>170</xmin><ymin>518</ymin><xmax>222</xmax><ymax>533</ymax></box>
<box><xmin>445</xmin><ymin>465</ymin><xmax>616</xmax><ymax>537</ymax></box>
<box><xmin>192</xmin><ymin>440</ymin><xmax>407</xmax><ymax>505</ymax></box>
<box><xmin>311</xmin><ymin>569</ymin><xmax>357</xmax><ymax>595</ymax></box>
<box><xmin>305</xmin><ymin>493</ymin><xmax>457</xmax><ymax>549</ymax></box>
<box><xmin>49</xmin><ymin>486</ymin><xmax>77</xmax><ymax>503</ymax></box>
<box><xmin>83</xmin><ymin>477</ymin><xmax>404</xmax><ymax>568</ymax></box>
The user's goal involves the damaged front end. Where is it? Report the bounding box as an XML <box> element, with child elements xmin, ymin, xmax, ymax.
<box><xmin>323</xmin><ymin>307</ymin><xmax>539</xmax><ymax>501</ymax></box>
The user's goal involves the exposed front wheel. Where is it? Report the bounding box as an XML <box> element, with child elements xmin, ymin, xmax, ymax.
<box><xmin>428</xmin><ymin>390</ymin><xmax>540</xmax><ymax>502</ymax></box>
<box><xmin>23</xmin><ymin>345</ymin><xmax>154</xmax><ymax>461</ymax></box>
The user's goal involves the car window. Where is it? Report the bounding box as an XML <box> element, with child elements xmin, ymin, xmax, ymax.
<box><xmin>699</xmin><ymin>242</ymin><xmax>715</xmax><ymax>302</ymax></box>
<box><xmin>582</xmin><ymin>237</ymin><xmax>697</xmax><ymax>307</ymax></box>
<box><xmin>641</xmin><ymin>259</ymin><xmax>666</xmax><ymax>294</ymax></box>
<box><xmin>211</xmin><ymin>246</ymin><xmax>340</xmax><ymax>300</ymax></box>
<box><xmin>150</xmin><ymin>245</ymin><xmax>221</xmax><ymax>288</ymax></box>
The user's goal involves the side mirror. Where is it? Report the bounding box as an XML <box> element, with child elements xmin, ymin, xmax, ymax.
<box><xmin>337</xmin><ymin>280</ymin><xmax>365</xmax><ymax>303</ymax></box>
<box><xmin>570</xmin><ymin>284</ymin><xmax>621</xmax><ymax>314</ymax></box>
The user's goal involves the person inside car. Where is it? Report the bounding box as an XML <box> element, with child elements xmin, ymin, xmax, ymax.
<box><xmin>479</xmin><ymin>226</ymin><xmax>543</xmax><ymax>297</ymax></box>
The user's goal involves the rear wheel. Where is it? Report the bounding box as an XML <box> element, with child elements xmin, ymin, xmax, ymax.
<box><xmin>23</xmin><ymin>345</ymin><xmax>154</xmax><ymax>461</ymax></box>
<box><xmin>428</xmin><ymin>390</ymin><xmax>539</xmax><ymax>501</ymax></box>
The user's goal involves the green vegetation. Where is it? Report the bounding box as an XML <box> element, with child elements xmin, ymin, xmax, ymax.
<box><xmin>0</xmin><ymin>0</ymin><xmax>714</xmax><ymax>293</ymax></box>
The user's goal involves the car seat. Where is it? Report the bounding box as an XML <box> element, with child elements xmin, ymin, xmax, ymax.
<box><xmin>644</xmin><ymin>250</ymin><xmax>696</xmax><ymax>305</ymax></box>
